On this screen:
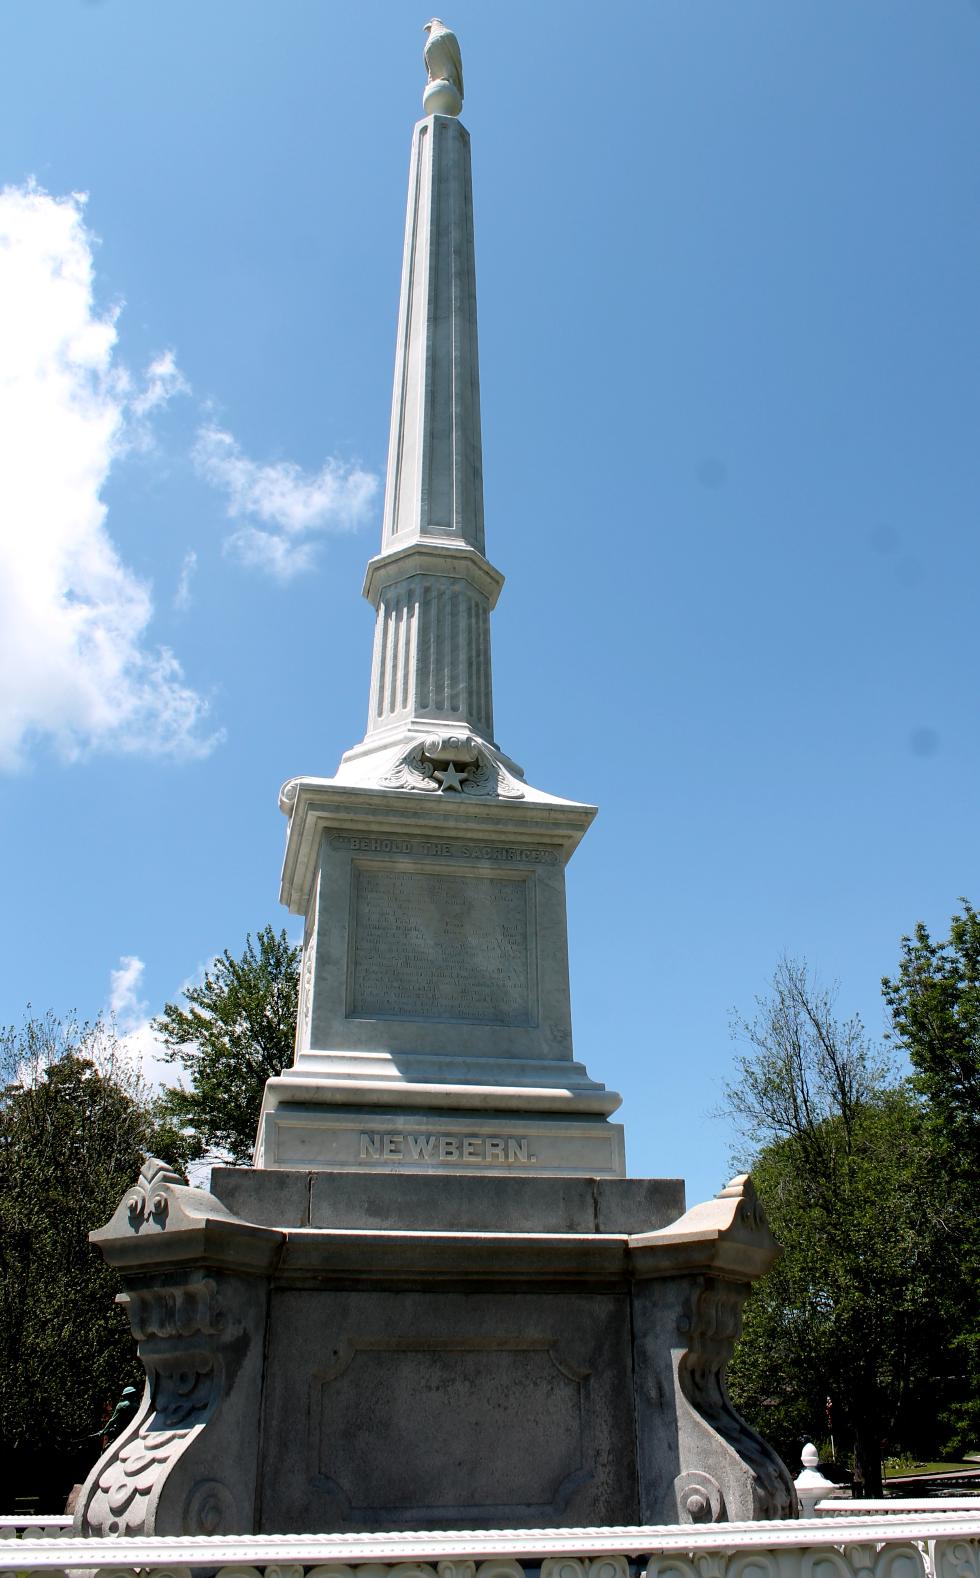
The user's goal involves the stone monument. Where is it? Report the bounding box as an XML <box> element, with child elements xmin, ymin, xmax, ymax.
<box><xmin>75</xmin><ymin>23</ymin><xmax>797</xmax><ymax>1539</ymax></box>
<box><xmin>253</xmin><ymin>10</ymin><xmax>621</xmax><ymax>1181</ymax></box>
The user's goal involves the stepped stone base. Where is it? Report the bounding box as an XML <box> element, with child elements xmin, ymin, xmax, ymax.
<box><xmin>75</xmin><ymin>1162</ymin><xmax>797</xmax><ymax>1538</ymax></box>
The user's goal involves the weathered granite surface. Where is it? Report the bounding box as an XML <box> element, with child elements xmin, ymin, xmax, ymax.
<box><xmin>76</xmin><ymin>1161</ymin><xmax>797</xmax><ymax>1537</ymax></box>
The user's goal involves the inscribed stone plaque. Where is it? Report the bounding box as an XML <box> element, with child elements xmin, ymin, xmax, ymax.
<box><xmin>314</xmin><ymin>1341</ymin><xmax>590</xmax><ymax>1518</ymax></box>
<box><xmin>349</xmin><ymin>865</ymin><xmax>531</xmax><ymax>1026</ymax></box>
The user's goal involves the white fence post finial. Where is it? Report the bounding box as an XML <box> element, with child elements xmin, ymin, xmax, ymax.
<box><xmin>795</xmin><ymin>1441</ymin><xmax>852</xmax><ymax>1517</ymax></box>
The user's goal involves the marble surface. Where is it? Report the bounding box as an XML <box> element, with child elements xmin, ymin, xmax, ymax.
<box><xmin>77</xmin><ymin>1165</ymin><xmax>797</xmax><ymax>1534</ymax></box>
<box><xmin>210</xmin><ymin>1168</ymin><xmax>686</xmax><ymax>1233</ymax></box>
<box><xmin>260</xmin><ymin>78</ymin><xmax>620</xmax><ymax>1169</ymax></box>
<box><xmin>257</xmin><ymin>782</ymin><xmax>623</xmax><ymax>1174</ymax></box>
<box><xmin>256</xmin><ymin>1108</ymin><xmax>626</xmax><ymax>1176</ymax></box>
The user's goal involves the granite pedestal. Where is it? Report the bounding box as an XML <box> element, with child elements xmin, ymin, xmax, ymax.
<box><xmin>75</xmin><ymin>1161</ymin><xmax>797</xmax><ymax>1537</ymax></box>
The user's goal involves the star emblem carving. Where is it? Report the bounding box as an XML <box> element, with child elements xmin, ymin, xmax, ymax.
<box><xmin>435</xmin><ymin>761</ymin><xmax>468</xmax><ymax>792</ymax></box>
<box><xmin>378</xmin><ymin>736</ymin><xmax>524</xmax><ymax>800</ymax></box>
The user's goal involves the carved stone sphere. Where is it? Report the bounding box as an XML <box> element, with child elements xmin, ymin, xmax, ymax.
<box><xmin>423</xmin><ymin>77</ymin><xmax>462</xmax><ymax>116</ymax></box>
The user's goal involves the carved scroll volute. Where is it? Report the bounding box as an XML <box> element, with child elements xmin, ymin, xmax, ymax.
<box><xmin>629</xmin><ymin>1174</ymin><xmax>797</xmax><ymax>1522</ymax></box>
<box><xmin>124</xmin><ymin>1155</ymin><xmax>185</xmax><ymax>1233</ymax></box>
<box><xmin>77</xmin><ymin>1156</ymin><xmax>281</xmax><ymax>1538</ymax></box>
<box><xmin>76</xmin><ymin>1272</ymin><xmax>226</xmax><ymax>1536</ymax></box>
<box><xmin>934</xmin><ymin>1540</ymin><xmax>980</xmax><ymax>1578</ymax></box>
<box><xmin>673</xmin><ymin>1469</ymin><xmax>726</xmax><ymax>1524</ymax></box>
<box><xmin>674</xmin><ymin>1271</ymin><xmax>798</xmax><ymax>1521</ymax></box>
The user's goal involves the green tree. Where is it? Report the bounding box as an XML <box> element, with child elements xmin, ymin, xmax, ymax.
<box><xmin>153</xmin><ymin>926</ymin><xmax>300</xmax><ymax>1165</ymax></box>
<box><xmin>883</xmin><ymin>899</ymin><xmax>980</xmax><ymax>1170</ymax></box>
<box><xmin>724</xmin><ymin>959</ymin><xmax>960</xmax><ymax>1494</ymax></box>
<box><xmin>0</xmin><ymin>1012</ymin><xmax>189</xmax><ymax>1511</ymax></box>
<box><xmin>882</xmin><ymin>900</ymin><xmax>980</xmax><ymax>1454</ymax></box>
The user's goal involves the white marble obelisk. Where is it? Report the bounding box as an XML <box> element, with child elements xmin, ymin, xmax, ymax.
<box><xmin>79</xmin><ymin>27</ymin><xmax>798</xmax><ymax>1545</ymax></box>
<box><xmin>349</xmin><ymin>102</ymin><xmax>501</xmax><ymax>765</ymax></box>
<box><xmin>255</xmin><ymin>27</ymin><xmax>624</xmax><ymax>1175</ymax></box>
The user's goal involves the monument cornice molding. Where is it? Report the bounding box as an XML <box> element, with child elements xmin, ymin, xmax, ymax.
<box><xmin>629</xmin><ymin>1174</ymin><xmax>783</xmax><ymax>1283</ymax></box>
<box><xmin>262</xmin><ymin>1072</ymin><xmax>620</xmax><ymax>1116</ymax></box>
<box><xmin>88</xmin><ymin>1158</ymin><xmax>284</xmax><ymax>1275</ymax></box>
<box><xmin>272</xmin><ymin>1230</ymin><xmax>771</xmax><ymax>1286</ymax></box>
<box><xmin>263</xmin><ymin>1176</ymin><xmax>780</xmax><ymax>1286</ymax></box>
<box><xmin>89</xmin><ymin>1211</ymin><xmax>778</xmax><ymax>1291</ymax></box>
<box><xmin>362</xmin><ymin>539</ymin><xmax>504</xmax><ymax>609</ymax></box>
<box><xmin>275</xmin><ymin>1226</ymin><xmax>631</xmax><ymax>1284</ymax></box>
<box><xmin>90</xmin><ymin>1165</ymin><xmax>777</xmax><ymax>1289</ymax></box>
<box><xmin>278</xmin><ymin>776</ymin><xmax>597</xmax><ymax>914</ymax></box>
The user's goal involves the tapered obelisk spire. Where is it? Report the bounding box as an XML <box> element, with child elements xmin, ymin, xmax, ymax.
<box><xmin>354</xmin><ymin>46</ymin><xmax>504</xmax><ymax>761</ymax></box>
<box><xmin>381</xmin><ymin>116</ymin><xmax>483</xmax><ymax>553</ymax></box>
<box><xmin>260</xmin><ymin>24</ymin><xmax>623</xmax><ymax>1176</ymax></box>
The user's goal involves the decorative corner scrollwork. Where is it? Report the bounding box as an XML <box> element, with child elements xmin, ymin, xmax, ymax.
<box><xmin>83</xmin><ymin>1357</ymin><xmax>221</xmax><ymax>1535</ymax></box>
<box><xmin>677</xmin><ymin>1277</ymin><xmax>798</xmax><ymax>1519</ymax></box>
<box><xmin>674</xmin><ymin>1469</ymin><xmax>725</xmax><ymax>1524</ymax></box>
<box><xmin>541</xmin><ymin>1562</ymin><xmax>629</xmax><ymax>1578</ymax></box>
<box><xmin>437</xmin><ymin>1564</ymin><xmax>477</xmax><ymax>1578</ymax></box>
<box><xmin>184</xmin><ymin>1477</ymin><xmax>240</xmax><ymax>1536</ymax></box>
<box><xmin>126</xmin><ymin>1156</ymin><xmax>185</xmax><ymax>1233</ymax></box>
<box><xmin>471</xmin><ymin>1565</ymin><xmax>523</xmax><ymax>1578</ymax></box>
<box><xmin>121</xmin><ymin>1278</ymin><xmax>222</xmax><ymax>1342</ymax></box>
<box><xmin>585</xmin><ymin>1561</ymin><xmax>630</xmax><ymax>1578</ymax></box>
<box><xmin>380</xmin><ymin>734</ymin><xmax>524</xmax><ymax>799</ymax></box>
<box><xmin>935</xmin><ymin>1542</ymin><xmax>980</xmax><ymax>1578</ymax></box>
<box><xmin>81</xmin><ymin>1262</ymin><xmax>226</xmax><ymax>1538</ymax></box>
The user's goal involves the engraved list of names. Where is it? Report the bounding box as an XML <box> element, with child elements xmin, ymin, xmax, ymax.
<box><xmin>350</xmin><ymin>867</ymin><xmax>532</xmax><ymax>1025</ymax></box>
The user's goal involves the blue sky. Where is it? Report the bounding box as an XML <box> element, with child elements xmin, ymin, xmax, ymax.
<box><xmin>1</xmin><ymin>1</ymin><xmax>978</xmax><ymax>1207</ymax></box>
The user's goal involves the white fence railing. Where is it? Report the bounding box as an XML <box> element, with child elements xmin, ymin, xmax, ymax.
<box><xmin>0</xmin><ymin>1519</ymin><xmax>73</xmax><ymax>1540</ymax></box>
<box><xmin>2</xmin><ymin>1512</ymin><xmax>980</xmax><ymax>1578</ymax></box>
<box><xmin>816</xmin><ymin>1498</ymin><xmax>980</xmax><ymax>1515</ymax></box>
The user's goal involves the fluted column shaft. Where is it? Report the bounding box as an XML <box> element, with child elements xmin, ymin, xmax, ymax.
<box><xmin>368</xmin><ymin>573</ymin><xmax>494</xmax><ymax>740</ymax></box>
<box><xmin>361</xmin><ymin>112</ymin><xmax>502</xmax><ymax>749</ymax></box>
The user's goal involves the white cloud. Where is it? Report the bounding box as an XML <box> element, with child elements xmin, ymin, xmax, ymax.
<box><xmin>107</xmin><ymin>953</ymin><xmax>172</xmax><ymax>1087</ymax></box>
<box><xmin>106</xmin><ymin>958</ymin><xmax>215</xmax><ymax>1184</ymax></box>
<box><xmin>223</xmin><ymin>524</ymin><xmax>319</xmax><ymax>580</ymax></box>
<box><xmin>109</xmin><ymin>953</ymin><xmax>148</xmax><ymax>1024</ymax></box>
<box><xmin>174</xmin><ymin>548</ymin><xmax>197</xmax><ymax>611</ymax></box>
<box><xmin>0</xmin><ymin>181</ymin><xmax>217</xmax><ymax>770</ymax></box>
<box><xmin>122</xmin><ymin>349</ymin><xmax>192</xmax><ymax>454</ymax></box>
<box><xmin>193</xmin><ymin>422</ymin><xmax>378</xmax><ymax>583</ymax></box>
<box><xmin>130</xmin><ymin>350</ymin><xmax>190</xmax><ymax>419</ymax></box>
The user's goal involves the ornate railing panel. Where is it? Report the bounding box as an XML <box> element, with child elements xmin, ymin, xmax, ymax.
<box><xmin>2</xmin><ymin>1511</ymin><xmax>980</xmax><ymax>1578</ymax></box>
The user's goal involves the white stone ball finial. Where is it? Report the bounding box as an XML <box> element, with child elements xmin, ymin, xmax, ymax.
<box><xmin>423</xmin><ymin>17</ymin><xmax>464</xmax><ymax>117</ymax></box>
<box><xmin>794</xmin><ymin>1440</ymin><xmax>850</xmax><ymax>1516</ymax></box>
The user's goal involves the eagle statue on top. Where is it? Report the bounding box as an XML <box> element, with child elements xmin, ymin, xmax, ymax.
<box><xmin>422</xmin><ymin>17</ymin><xmax>464</xmax><ymax>116</ymax></box>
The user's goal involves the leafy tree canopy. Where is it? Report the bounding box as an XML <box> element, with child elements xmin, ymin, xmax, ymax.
<box><xmin>882</xmin><ymin>900</ymin><xmax>980</xmax><ymax>1454</ymax></box>
<box><xmin>724</xmin><ymin>959</ymin><xmax>964</xmax><ymax>1492</ymax></box>
<box><xmin>0</xmin><ymin>1012</ymin><xmax>190</xmax><ymax>1508</ymax></box>
<box><xmin>883</xmin><ymin>898</ymin><xmax>980</xmax><ymax>1170</ymax></box>
<box><xmin>152</xmin><ymin>925</ymin><xmax>300</xmax><ymax>1165</ymax></box>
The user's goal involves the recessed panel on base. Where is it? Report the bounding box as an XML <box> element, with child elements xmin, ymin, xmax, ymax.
<box><xmin>349</xmin><ymin>862</ymin><xmax>534</xmax><ymax>1027</ymax></box>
